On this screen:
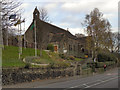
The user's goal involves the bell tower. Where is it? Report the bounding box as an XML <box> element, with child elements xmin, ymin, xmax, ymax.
<box><xmin>33</xmin><ymin>7</ymin><xmax>40</xmax><ymax>20</ymax></box>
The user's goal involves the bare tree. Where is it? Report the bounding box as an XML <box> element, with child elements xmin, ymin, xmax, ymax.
<box><xmin>82</xmin><ymin>8</ymin><xmax>113</xmax><ymax>61</ymax></box>
<box><xmin>39</xmin><ymin>7</ymin><xmax>50</xmax><ymax>22</ymax></box>
<box><xmin>75</xmin><ymin>33</ymin><xmax>85</xmax><ymax>38</ymax></box>
<box><xmin>2</xmin><ymin>0</ymin><xmax>22</xmax><ymax>45</ymax></box>
<box><xmin>0</xmin><ymin>1</ymin><xmax>3</xmax><ymax>48</ymax></box>
<box><xmin>2</xmin><ymin>0</ymin><xmax>21</xmax><ymax>27</ymax></box>
<box><xmin>111</xmin><ymin>32</ymin><xmax>119</xmax><ymax>52</ymax></box>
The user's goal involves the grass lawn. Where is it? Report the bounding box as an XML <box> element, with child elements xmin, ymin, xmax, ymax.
<box><xmin>67</xmin><ymin>57</ymin><xmax>84</xmax><ymax>63</ymax></box>
<box><xmin>3</xmin><ymin>46</ymin><xmax>24</xmax><ymax>68</ymax></box>
<box><xmin>2</xmin><ymin>45</ymin><xmax>42</xmax><ymax>68</ymax></box>
<box><xmin>2</xmin><ymin>45</ymin><xmax>70</xmax><ymax>68</ymax></box>
<box><xmin>31</xmin><ymin>51</ymin><xmax>70</xmax><ymax>67</ymax></box>
<box><xmin>75</xmin><ymin>58</ymin><xmax>84</xmax><ymax>61</ymax></box>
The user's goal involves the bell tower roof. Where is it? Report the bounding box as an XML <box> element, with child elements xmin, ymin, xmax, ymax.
<box><xmin>33</xmin><ymin>6</ymin><xmax>40</xmax><ymax>20</ymax></box>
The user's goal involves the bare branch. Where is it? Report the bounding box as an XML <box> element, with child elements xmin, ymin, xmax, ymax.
<box><xmin>39</xmin><ymin>7</ymin><xmax>50</xmax><ymax>23</ymax></box>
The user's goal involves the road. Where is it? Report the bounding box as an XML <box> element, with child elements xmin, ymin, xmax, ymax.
<box><xmin>3</xmin><ymin>68</ymin><xmax>119</xmax><ymax>89</ymax></box>
<box><xmin>36</xmin><ymin>68</ymin><xmax>119</xmax><ymax>88</ymax></box>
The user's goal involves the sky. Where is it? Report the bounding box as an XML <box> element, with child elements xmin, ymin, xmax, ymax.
<box><xmin>18</xmin><ymin>0</ymin><xmax>119</xmax><ymax>35</ymax></box>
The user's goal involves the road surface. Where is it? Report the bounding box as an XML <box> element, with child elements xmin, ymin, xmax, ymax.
<box><xmin>3</xmin><ymin>68</ymin><xmax>119</xmax><ymax>89</ymax></box>
<box><xmin>35</xmin><ymin>68</ymin><xmax>119</xmax><ymax>88</ymax></box>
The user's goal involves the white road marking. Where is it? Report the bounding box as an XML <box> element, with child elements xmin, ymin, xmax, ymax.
<box><xmin>69</xmin><ymin>77</ymin><xmax>118</xmax><ymax>89</ymax></box>
<box><xmin>107</xmin><ymin>73</ymin><xmax>112</xmax><ymax>75</ymax></box>
<box><xmin>85</xmin><ymin>77</ymin><xmax>118</xmax><ymax>88</ymax></box>
<box><xmin>83</xmin><ymin>84</ymin><xmax>89</xmax><ymax>87</ymax></box>
<box><xmin>63</xmin><ymin>72</ymin><xmax>119</xmax><ymax>90</ymax></box>
<box><xmin>107</xmin><ymin>73</ymin><xmax>118</xmax><ymax>76</ymax></box>
<box><xmin>69</xmin><ymin>79</ymin><xmax>107</xmax><ymax>88</ymax></box>
<box><xmin>82</xmin><ymin>79</ymin><xmax>101</xmax><ymax>85</ymax></box>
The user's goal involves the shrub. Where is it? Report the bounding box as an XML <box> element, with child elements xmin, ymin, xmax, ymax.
<box><xmin>78</xmin><ymin>53</ymin><xmax>85</xmax><ymax>58</ymax></box>
<box><xmin>49</xmin><ymin>62</ymin><xmax>70</xmax><ymax>68</ymax></box>
<box><xmin>24</xmin><ymin>63</ymin><xmax>31</xmax><ymax>69</ymax></box>
<box><xmin>59</xmin><ymin>54</ymin><xmax>65</xmax><ymax>59</ymax></box>
<box><xmin>49</xmin><ymin>62</ymin><xmax>55</xmax><ymax>69</ymax></box>
<box><xmin>87</xmin><ymin>61</ymin><xmax>116</xmax><ymax>68</ymax></box>
<box><xmin>47</xmin><ymin>44</ymin><xmax>54</xmax><ymax>52</ymax></box>
<box><xmin>97</xmin><ymin>52</ymin><xmax>117</xmax><ymax>62</ymax></box>
<box><xmin>96</xmin><ymin>61</ymin><xmax>115</xmax><ymax>68</ymax></box>
<box><xmin>69</xmin><ymin>56</ymin><xmax>75</xmax><ymax>60</ymax></box>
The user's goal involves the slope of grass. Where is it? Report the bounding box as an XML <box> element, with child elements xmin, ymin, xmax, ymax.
<box><xmin>2</xmin><ymin>46</ymin><xmax>24</xmax><ymax>68</ymax></box>
<box><xmin>75</xmin><ymin>58</ymin><xmax>84</xmax><ymax>61</ymax></box>
<box><xmin>31</xmin><ymin>51</ymin><xmax>71</xmax><ymax>68</ymax></box>
<box><xmin>2</xmin><ymin>46</ymin><xmax>41</xmax><ymax>68</ymax></box>
<box><xmin>29</xmin><ymin>51</ymin><xmax>53</xmax><ymax>64</ymax></box>
<box><xmin>2</xmin><ymin>46</ymin><xmax>70</xmax><ymax>68</ymax></box>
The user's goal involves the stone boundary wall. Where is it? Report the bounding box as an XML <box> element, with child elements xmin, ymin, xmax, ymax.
<box><xmin>2</xmin><ymin>64</ymin><xmax>117</xmax><ymax>85</ymax></box>
<box><xmin>2</xmin><ymin>67</ymin><xmax>76</xmax><ymax>85</ymax></box>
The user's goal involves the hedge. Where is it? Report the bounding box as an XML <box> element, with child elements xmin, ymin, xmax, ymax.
<box><xmin>97</xmin><ymin>52</ymin><xmax>117</xmax><ymax>62</ymax></box>
<box><xmin>87</xmin><ymin>61</ymin><xmax>116</xmax><ymax>68</ymax></box>
<box><xmin>47</xmin><ymin>44</ymin><xmax>54</xmax><ymax>52</ymax></box>
<box><xmin>96</xmin><ymin>61</ymin><xmax>115</xmax><ymax>68</ymax></box>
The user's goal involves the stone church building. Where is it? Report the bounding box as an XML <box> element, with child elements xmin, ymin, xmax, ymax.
<box><xmin>24</xmin><ymin>7</ymin><xmax>87</xmax><ymax>57</ymax></box>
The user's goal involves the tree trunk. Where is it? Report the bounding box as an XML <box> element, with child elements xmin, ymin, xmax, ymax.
<box><xmin>0</xmin><ymin>2</ymin><xmax>3</xmax><ymax>86</ymax></box>
<box><xmin>0</xmin><ymin>1</ymin><xmax>4</xmax><ymax>49</ymax></box>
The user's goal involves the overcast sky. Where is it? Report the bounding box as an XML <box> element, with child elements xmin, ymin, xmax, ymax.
<box><xmin>19</xmin><ymin>0</ymin><xmax>119</xmax><ymax>35</ymax></box>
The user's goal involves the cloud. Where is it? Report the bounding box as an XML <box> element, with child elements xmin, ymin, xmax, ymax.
<box><xmin>68</xmin><ymin>27</ymin><xmax>85</xmax><ymax>35</ymax></box>
<box><xmin>59</xmin><ymin>22</ymin><xmax>70</xmax><ymax>27</ymax></box>
<box><xmin>23</xmin><ymin>0</ymin><xmax>86</xmax><ymax>3</ymax></box>
<box><xmin>60</xmin><ymin>1</ymin><xmax>118</xmax><ymax>14</ymax></box>
<box><xmin>21</xmin><ymin>0</ymin><xmax>118</xmax><ymax>35</ymax></box>
<box><xmin>103</xmin><ymin>14</ymin><xmax>115</xmax><ymax>19</ymax></box>
<box><xmin>111</xmin><ymin>27</ymin><xmax>118</xmax><ymax>33</ymax></box>
<box><xmin>18</xmin><ymin>2</ymin><xmax>31</xmax><ymax>11</ymax></box>
<box><xmin>21</xmin><ymin>3</ymin><xmax>30</xmax><ymax>8</ymax></box>
<box><xmin>44</xmin><ymin>3</ymin><xmax>58</xmax><ymax>11</ymax></box>
<box><xmin>59</xmin><ymin>15</ymin><xmax>82</xmax><ymax>29</ymax></box>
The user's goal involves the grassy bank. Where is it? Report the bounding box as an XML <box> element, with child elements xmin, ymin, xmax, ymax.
<box><xmin>2</xmin><ymin>46</ymin><xmax>70</xmax><ymax>68</ymax></box>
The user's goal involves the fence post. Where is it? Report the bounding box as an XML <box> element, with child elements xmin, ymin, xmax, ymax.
<box><xmin>80</xmin><ymin>64</ymin><xmax>82</xmax><ymax>75</ymax></box>
<box><xmin>74</xmin><ymin>64</ymin><xmax>77</xmax><ymax>76</ymax></box>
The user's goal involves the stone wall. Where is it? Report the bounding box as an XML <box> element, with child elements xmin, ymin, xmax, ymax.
<box><xmin>2</xmin><ymin>64</ymin><xmax>116</xmax><ymax>85</ymax></box>
<box><xmin>2</xmin><ymin>67</ymin><xmax>77</xmax><ymax>85</ymax></box>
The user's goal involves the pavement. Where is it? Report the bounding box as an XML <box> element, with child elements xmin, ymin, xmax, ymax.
<box><xmin>3</xmin><ymin>67</ymin><xmax>119</xmax><ymax>89</ymax></box>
